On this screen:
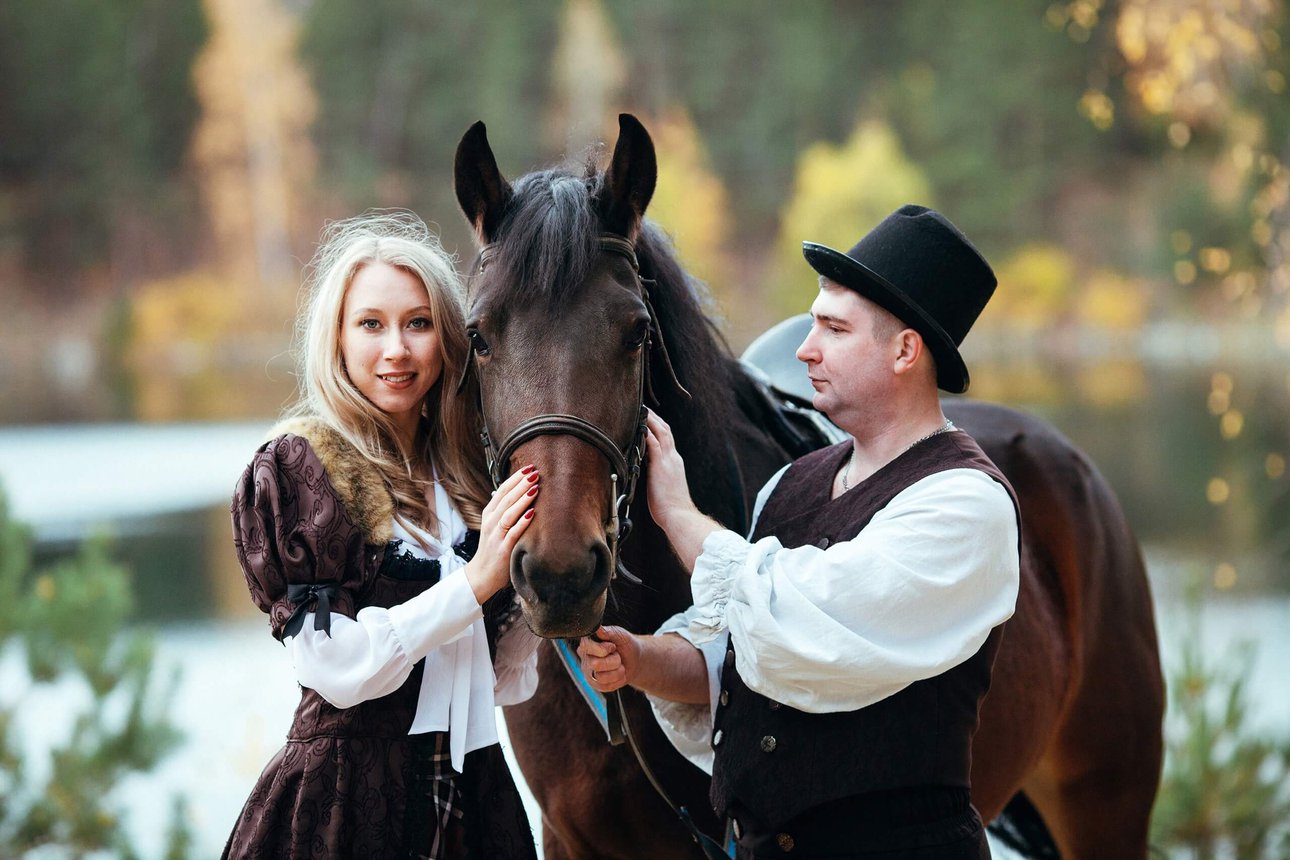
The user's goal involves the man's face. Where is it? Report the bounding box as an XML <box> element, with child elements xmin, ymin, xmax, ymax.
<box><xmin>795</xmin><ymin>283</ymin><xmax>899</xmax><ymax>429</ymax></box>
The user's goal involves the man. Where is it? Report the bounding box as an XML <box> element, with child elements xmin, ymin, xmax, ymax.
<box><xmin>579</xmin><ymin>205</ymin><xmax>1021</xmax><ymax>858</ymax></box>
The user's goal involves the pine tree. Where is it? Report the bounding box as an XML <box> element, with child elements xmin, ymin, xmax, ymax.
<box><xmin>0</xmin><ymin>490</ymin><xmax>189</xmax><ymax>857</ymax></box>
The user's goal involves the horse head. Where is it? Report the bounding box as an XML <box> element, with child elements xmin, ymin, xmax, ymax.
<box><xmin>454</xmin><ymin>114</ymin><xmax>665</xmax><ymax>638</ymax></box>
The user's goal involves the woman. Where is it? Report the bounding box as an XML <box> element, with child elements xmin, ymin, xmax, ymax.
<box><xmin>224</xmin><ymin>212</ymin><xmax>540</xmax><ymax>859</ymax></box>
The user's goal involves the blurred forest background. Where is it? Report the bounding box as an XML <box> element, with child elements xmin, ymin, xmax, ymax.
<box><xmin>1</xmin><ymin>0</ymin><xmax>1288</xmax><ymax>856</ymax></box>
<box><xmin>2</xmin><ymin>0</ymin><xmax>1288</xmax><ymax>585</ymax></box>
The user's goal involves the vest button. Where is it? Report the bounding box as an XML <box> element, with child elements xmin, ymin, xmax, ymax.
<box><xmin>724</xmin><ymin>648</ymin><xmax>735</xmax><ymax>668</ymax></box>
<box><xmin>776</xmin><ymin>832</ymin><xmax>795</xmax><ymax>852</ymax></box>
<box><xmin>817</xmin><ymin>536</ymin><xmax>831</xmax><ymax>549</ymax></box>
<box><xmin>719</xmin><ymin>690</ymin><xmax>729</xmax><ymax>707</ymax></box>
<box><xmin>760</xmin><ymin>735</ymin><xmax>777</xmax><ymax>753</ymax></box>
<box><xmin>767</xmin><ymin>700</ymin><xmax>781</xmax><ymax>710</ymax></box>
<box><xmin>713</xmin><ymin>729</ymin><xmax>724</xmax><ymax>746</ymax></box>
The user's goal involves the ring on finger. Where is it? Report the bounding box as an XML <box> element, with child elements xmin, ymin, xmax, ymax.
<box><xmin>591</xmin><ymin>669</ymin><xmax>598</xmax><ymax>681</ymax></box>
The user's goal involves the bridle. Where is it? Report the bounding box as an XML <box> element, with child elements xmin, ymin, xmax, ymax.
<box><xmin>456</xmin><ymin>233</ymin><xmax>689</xmax><ymax>581</ymax></box>
<box><xmin>456</xmin><ymin>232</ymin><xmax>729</xmax><ymax>860</ymax></box>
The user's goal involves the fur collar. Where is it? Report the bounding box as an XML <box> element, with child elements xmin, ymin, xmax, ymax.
<box><xmin>269</xmin><ymin>417</ymin><xmax>394</xmax><ymax>545</ymax></box>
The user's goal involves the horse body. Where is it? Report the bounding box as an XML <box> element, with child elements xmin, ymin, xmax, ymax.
<box><xmin>946</xmin><ymin>399</ymin><xmax>1165</xmax><ymax>855</ymax></box>
<box><xmin>455</xmin><ymin>115</ymin><xmax>1163</xmax><ymax>859</ymax></box>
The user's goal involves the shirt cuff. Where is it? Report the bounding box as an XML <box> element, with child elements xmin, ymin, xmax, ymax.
<box><xmin>688</xmin><ymin>529</ymin><xmax>749</xmax><ymax>639</ymax></box>
<box><xmin>386</xmin><ymin>573</ymin><xmax>483</xmax><ymax>662</ymax></box>
<box><xmin>644</xmin><ymin>629</ymin><xmax>726</xmax><ymax>774</ymax></box>
<box><xmin>492</xmin><ymin>624</ymin><xmax>542</xmax><ymax>706</ymax></box>
<box><xmin>647</xmin><ymin>695</ymin><xmax>715</xmax><ymax>774</ymax></box>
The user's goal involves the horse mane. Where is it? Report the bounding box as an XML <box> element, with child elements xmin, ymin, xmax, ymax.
<box><xmin>489</xmin><ymin>166</ymin><xmax>745</xmax><ymax>467</ymax></box>
<box><xmin>632</xmin><ymin>220</ymin><xmax>742</xmax><ymax>444</ymax></box>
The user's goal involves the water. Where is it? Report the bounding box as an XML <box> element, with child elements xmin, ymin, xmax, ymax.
<box><xmin>0</xmin><ymin>422</ymin><xmax>267</xmax><ymax>542</ymax></box>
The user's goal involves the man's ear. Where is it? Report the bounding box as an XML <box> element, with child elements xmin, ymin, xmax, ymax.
<box><xmin>892</xmin><ymin>329</ymin><xmax>925</xmax><ymax>376</ymax></box>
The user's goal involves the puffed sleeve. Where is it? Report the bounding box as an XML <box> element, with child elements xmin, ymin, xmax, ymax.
<box><xmin>231</xmin><ymin>434</ymin><xmax>364</xmax><ymax>641</ymax></box>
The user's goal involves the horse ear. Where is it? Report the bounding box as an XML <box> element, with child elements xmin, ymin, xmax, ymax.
<box><xmin>455</xmin><ymin>121</ymin><xmax>513</xmax><ymax>243</ymax></box>
<box><xmin>599</xmin><ymin>113</ymin><xmax>656</xmax><ymax>239</ymax></box>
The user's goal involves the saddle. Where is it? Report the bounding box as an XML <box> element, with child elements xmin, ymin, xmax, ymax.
<box><xmin>736</xmin><ymin>313</ymin><xmax>846</xmax><ymax>458</ymax></box>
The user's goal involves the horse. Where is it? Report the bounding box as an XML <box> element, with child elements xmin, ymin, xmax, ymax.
<box><xmin>453</xmin><ymin>114</ymin><xmax>1165</xmax><ymax>859</ymax></box>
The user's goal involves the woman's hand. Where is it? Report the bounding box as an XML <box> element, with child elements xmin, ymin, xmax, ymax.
<box><xmin>464</xmin><ymin>465</ymin><xmax>539</xmax><ymax>605</ymax></box>
<box><xmin>577</xmin><ymin>626</ymin><xmax>640</xmax><ymax>693</ymax></box>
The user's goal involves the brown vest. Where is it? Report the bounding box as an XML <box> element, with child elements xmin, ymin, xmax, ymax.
<box><xmin>708</xmin><ymin>431</ymin><xmax>1019</xmax><ymax>829</ymax></box>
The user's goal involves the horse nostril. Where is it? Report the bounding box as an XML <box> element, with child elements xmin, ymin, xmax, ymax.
<box><xmin>516</xmin><ymin>541</ymin><xmax>613</xmax><ymax>606</ymax></box>
<box><xmin>589</xmin><ymin>541</ymin><xmax>613</xmax><ymax>595</ymax></box>
<box><xmin>510</xmin><ymin>549</ymin><xmax>536</xmax><ymax>602</ymax></box>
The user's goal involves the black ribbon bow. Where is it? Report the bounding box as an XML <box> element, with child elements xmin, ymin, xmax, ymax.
<box><xmin>283</xmin><ymin>583</ymin><xmax>341</xmax><ymax>638</ymax></box>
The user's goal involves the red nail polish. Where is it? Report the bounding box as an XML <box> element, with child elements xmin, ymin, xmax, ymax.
<box><xmin>527</xmin><ymin>472</ymin><xmax>539</xmax><ymax>483</ymax></box>
<box><xmin>521</xmin><ymin>465</ymin><xmax>534</xmax><ymax>474</ymax></box>
<box><xmin>527</xmin><ymin>486</ymin><xmax>538</xmax><ymax>496</ymax></box>
<box><xmin>524</xmin><ymin>509</ymin><xmax>534</xmax><ymax>519</ymax></box>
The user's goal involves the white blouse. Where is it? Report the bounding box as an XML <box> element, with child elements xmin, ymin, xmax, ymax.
<box><xmin>286</xmin><ymin>477</ymin><xmax>541</xmax><ymax>772</ymax></box>
<box><xmin>649</xmin><ymin>466</ymin><xmax>1020</xmax><ymax>774</ymax></box>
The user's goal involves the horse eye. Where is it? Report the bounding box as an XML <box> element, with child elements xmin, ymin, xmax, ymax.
<box><xmin>468</xmin><ymin>330</ymin><xmax>492</xmax><ymax>357</ymax></box>
<box><xmin>625</xmin><ymin>321</ymin><xmax>649</xmax><ymax>351</ymax></box>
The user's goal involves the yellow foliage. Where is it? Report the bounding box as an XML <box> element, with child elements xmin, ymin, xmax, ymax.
<box><xmin>1207</xmin><ymin>476</ymin><xmax>1230</xmax><ymax>504</ymax></box>
<box><xmin>1219</xmin><ymin>409</ymin><xmax>1244</xmax><ymax>439</ymax></box>
<box><xmin>979</xmin><ymin>244</ymin><xmax>1076</xmax><ymax>329</ymax></box>
<box><xmin>1075</xmin><ymin>359</ymin><xmax>1147</xmax><ymax>408</ymax></box>
<box><xmin>1267</xmin><ymin>453</ymin><xmax>1286</xmax><ymax>479</ymax></box>
<box><xmin>130</xmin><ymin>271</ymin><xmax>240</xmax><ymax>352</ymax></box>
<box><xmin>643</xmin><ymin>109</ymin><xmax>734</xmax><ymax>309</ymax></box>
<box><xmin>770</xmin><ymin>120</ymin><xmax>932</xmax><ymax>318</ymax></box>
<box><xmin>126</xmin><ymin>271</ymin><xmax>296</xmax><ymax>421</ymax></box>
<box><xmin>1079</xmin><ymin>89</ymin><xmax>1116</xmax><ymax>130</ymax></box>
<box><xmin>191</xmin><ymin>0</ymin><xmax>317</xmax><ymax>289</ymax></box>
<box><xmin>1077</xmin><ymin>269</ymin><xmax>1151</xmax><ymax>330</ymax></box>
<box><xmin>965</xmin><ymin>360</ymin><xmax>1066</xmax><ymax>408</ymax></box>
<box><xmin>549</xmin><ymin>0</ymin><xmax>626</xmax><ymax>155</ymax></box>
<box><xmin>1111</xmin><ymin>0</ymin><xmax>1279</xmax><ymax>126</ymax></box>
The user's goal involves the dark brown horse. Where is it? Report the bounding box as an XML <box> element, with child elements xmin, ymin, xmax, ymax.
<box><xmin>454</xmin><ymin>114</ymin><xmax>1165</xmax><ymax>859</ymax></box>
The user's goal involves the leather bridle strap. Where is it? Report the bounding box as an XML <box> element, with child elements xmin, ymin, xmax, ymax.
<box><xmin>490</xmin><ymin>413</ymin><xmax>629</xmax><ymax>491</ymax></box>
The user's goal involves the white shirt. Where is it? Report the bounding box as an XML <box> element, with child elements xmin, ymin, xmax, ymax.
<box><xmin>649</xmin><ymin>464</ymin><xmax>1020</xmax><ymax>774</ymax></box>
<box><xmin>286</xmin><ymin>478</ymin><xmax>541</xmax><ymax>772</ymax></box>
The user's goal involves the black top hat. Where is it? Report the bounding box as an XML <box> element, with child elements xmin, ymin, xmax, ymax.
<box><xmin>802</xmin><ymin>204</ymin><xmax>996</xmax><ymax>393</ymax></box>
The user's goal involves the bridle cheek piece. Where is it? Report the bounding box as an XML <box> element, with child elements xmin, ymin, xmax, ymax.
<box><xmin>457</xmin><ymin>234</ymin><xmax>688</xmax><ymax>584</ymax></box>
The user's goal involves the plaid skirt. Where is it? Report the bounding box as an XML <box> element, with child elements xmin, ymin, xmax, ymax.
<box><xmin>408</xmin><ymin>732</ymin><xmax>467</xmax><ymax>860</ymax></box>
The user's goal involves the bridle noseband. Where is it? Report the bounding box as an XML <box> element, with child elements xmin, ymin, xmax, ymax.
<box><xmin>456</xmin><ymin>233</ymin><xmax>688</xmax><ymax>580</ymax></box>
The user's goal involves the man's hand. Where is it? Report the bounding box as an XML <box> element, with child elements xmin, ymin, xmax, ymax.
<box><xmin>643</xmin><ymin>409</ymin><xmax>697</xmax><ymax>532</ymax></box>
<box><xmin>577</xmin><ymin>626</ymin><xmax>639</xmax><ymax>693</ymax></box>
<box><xmin>644</xmin><ymin>409</ymin><xmax>721</xmax><ymax>570</ymax></box>
<box><xmin>578</xmin><ymin>627</ymin><xmax>712</xmax><ymax>705</ymax></box>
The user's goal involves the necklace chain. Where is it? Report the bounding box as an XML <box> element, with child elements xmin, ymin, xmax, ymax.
<box><xmin>841</xmin><ymin>419</ymin><xmax>956</xmax><ymax>492</ymax></box>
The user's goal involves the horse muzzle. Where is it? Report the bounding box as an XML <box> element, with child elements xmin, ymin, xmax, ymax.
<box><xmin>510</xmin><ymin>537</ymin><xmax>612</xmax><ymax>638</ymax></box>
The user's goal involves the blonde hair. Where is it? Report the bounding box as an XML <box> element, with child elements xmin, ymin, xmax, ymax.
<box><xmin>289</xmin><ymin>211</ymin><xmax>491</xmax><ymax>539</ymax></box>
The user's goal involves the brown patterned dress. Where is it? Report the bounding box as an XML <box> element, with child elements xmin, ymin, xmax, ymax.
<box><xmin>223</xmin><ymin>430</ymin><xmax>537</xmax><ymax>859</ymax></box>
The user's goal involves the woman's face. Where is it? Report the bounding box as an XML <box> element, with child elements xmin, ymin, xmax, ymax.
<box><xmin>340</xmin><ymin>261</ymin><xmax>443</xmax><ymax>445</ymax></box>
